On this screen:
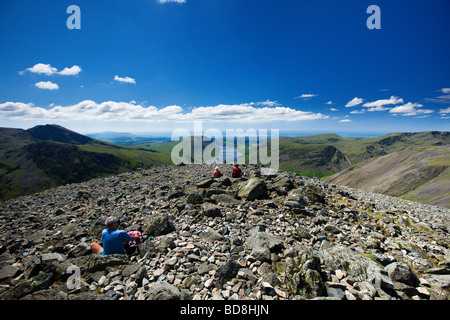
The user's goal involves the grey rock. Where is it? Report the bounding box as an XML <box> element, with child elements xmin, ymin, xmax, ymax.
<box><xmin>145</xmin><ymin>281</ymin><xmax>181</xmax><ymax>300</ymax></box>
<box><xmin>202</xmin><ymin>204</ymin><xmax>223</xmax><ymax>218</ymax></box>
<box><xmin>245</xmin><ymin>228</ymin><xmax>284</xmax><ymax>254</ymax></box>
<box><xmin>385</xmin><ymin>262</ymin><xmax>420</xmax><ymax>287</ymax></box>
<box><xmin>237</xmin><ymin>178</ymin><xmax>268</xmax><ymax>201</ymax></box>
<box><xmin>145</xmin><ymin>213</ymin><xmax>175</xmax><ymax>236</ymax></box>
<box><xmin>67</xmin><ymin>242</ymin><xmax>91</xmax><ymax>258</ymax></box>
<box><xmin>214</xmin><ymin>260</ymin><xmax>240</xmax><ymax>287</ymax></box>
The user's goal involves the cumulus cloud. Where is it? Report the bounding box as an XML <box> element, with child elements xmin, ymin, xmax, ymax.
<box><xmin>389</xmin><ymin>102</ymin><xmax>434</xmax><ymax>116</ymax></box>
<box><xmin>114</xmin><ymin>75</ymin><xmax>136</xmax><ymax>84</ymax></box>
<box><xmin>59</xmin><ymin>65</ymin><xmax>82</xmax><ymax>76</ymax></box>
<box><xmin>22</xmin><ymin>63</ymin><xmax>81</xmax><ymax>76</ymax></box>
<box><xmin>0</xmin><ymin>100</ymin><xmax>327</xmax><ymax>123</ymax></box>
<box><xmin>35</xmin><ymin>81</ymin><xmax>59</xmax><ymax>90</ymax></box>
<box><xmin>0</xmin><ymin>102</ymin><xmax>48</xmax><ymax>119</ymax></box>
<box><xmin>345</xmin><ymin>97</ymin><xmax>364</xmax><ymax>107</ymax></box>
<box><xmin>24</xmin><ymin>63</ymin><xmax>58</xmax><ymax>75</ymax></box>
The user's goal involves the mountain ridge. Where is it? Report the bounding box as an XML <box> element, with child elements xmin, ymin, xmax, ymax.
<box><xmin>327</xmin><ymin>145</ymin><xmax>450</xmax><ymax>208</ymax></box>
<box><xmin>0</xmin><ymin>124</ymin><xmax>172</xmax><ymax>201</ymax></box>
<box><xmin>1</xmin><ymin>125</ymin><xmax>449</xmax><ymax>208</ymax></box>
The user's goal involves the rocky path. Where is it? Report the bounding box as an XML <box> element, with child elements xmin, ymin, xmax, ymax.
<box><xmin>0</xmin><ymin>164</ymin><xmax>449</xmax><ymax>300</ymax></box>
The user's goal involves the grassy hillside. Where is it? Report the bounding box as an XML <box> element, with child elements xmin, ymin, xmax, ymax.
<box><xmin>0</xmin><ymin>125</ymin><xmax>172</xmax><ymax>201</ymax></box>
<box><xmin>278</xmin><ymin>139</ymin><xmax>351</xmax><ymax>178</ymax></box>
<box><xmin>327</xmin><ymin>145</ymin><xmax>450</xmax><ymax>208</ymax></box>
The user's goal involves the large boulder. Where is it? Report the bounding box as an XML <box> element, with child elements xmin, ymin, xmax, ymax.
<box><xmin>319</xmin><ymin>246</ymin><xmax>382</xmax><ymax>283</ymax></box>
<box><xmin>145</xmin><ymin>281</ymin><xmax>181</xmax><ymax>300</ymax></box>
<box><xmin>196</xmin><ymin>179</ymin><xmax>215</xmax><ymax>189</ymax></box>
<box><xmin>202</xmin><ymin>204</ymin><xmax>223</xmax><ymax>218</ymax></box>
<box><xmin>214</xmin><ymin>260</ymin><xmax>241</xmax><ymax>287</ymax></box>
<box><xmin>10</xmin><ymin>272</ymin><xmax>54</xmax><ymax>299</ymax></box>
<box><xmin>244</xmin><ymin>226</ymin><xmax>284</xmax><ymax>262</ymax></box>
<box><xmin>275</xmin><ymin>250</ymin><xmax>325</xmax><ymax>298</ymax></box>
<box><xmin>237</xmin><ymin>178</ymin><xmax>268</xmax><ymax>201</ymax></box>
<box><xmin>385</xmin><ymin>262</ymin><xmax>420</xmax><ymax>287</ymax></box>
<box><xmin>145</xmin><ymin>213</ymin><xmax>175</xmax><ymax>236</ymax></box>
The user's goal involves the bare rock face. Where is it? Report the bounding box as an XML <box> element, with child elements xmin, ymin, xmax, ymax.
<box><xmin>0</xmin><ymin>163</ymin><xmax>449</xmax><ymax>301</ymax></box>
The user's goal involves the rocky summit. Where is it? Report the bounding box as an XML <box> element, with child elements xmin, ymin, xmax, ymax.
<box><xmin>0</xmin><ymin>163</ymin><xmax>449</xmax><ymax>300</ymax></box>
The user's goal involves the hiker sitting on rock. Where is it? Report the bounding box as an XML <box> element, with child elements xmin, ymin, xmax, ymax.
<box><xmin>232</xmin><ymin>164</ymin><xmax>242</xmax><ymax>178</ymax></box>
<box><xmin>213</xmin><ymin>166</ymin><xmax>223</xmax><ymax>178</ymax></box>
<box><xmin>101</xmin><ymin>217</ymin><xmax>142</xmax><ymax>255</ymax></box>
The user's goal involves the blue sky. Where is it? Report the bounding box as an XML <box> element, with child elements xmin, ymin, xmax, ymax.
<box><xmin>0</xmin><ymin>0</ymin><xmax>449</xmax><ymax>136</ymax></box>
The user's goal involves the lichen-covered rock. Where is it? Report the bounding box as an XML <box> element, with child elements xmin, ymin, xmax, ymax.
<box><xmin>275</xmin><ymin>250</ymin><xmax>324</xmax><ymax>298</ymax></box>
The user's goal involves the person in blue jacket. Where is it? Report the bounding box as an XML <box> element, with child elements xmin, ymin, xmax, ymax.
<box><xmin>101</xmin><ymin>216</ymin><xmax>141</xmax><ymax>255</ymax></box>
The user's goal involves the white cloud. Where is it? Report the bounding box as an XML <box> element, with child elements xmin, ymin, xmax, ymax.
<box><xmin>441</xmin><ymin>88</ymin><xmax>450</xmax><ymax>94</ymax></box>
<box><xmin>251</xmin><ymin>100</ymin><xmax>281</xmax><ymax>107</ymax></box>
<box><xmin>363</xmin><ymin>96</ymin><xmax>403</xmax><ymax>108</ymax></box>
<box><xmin>0</xmin><ymin>100</ymin><xmax>327</xmax><ymax>123</ymax></box>
<box><xmin>350</xmin><ymin>109</ymin><xmax>365</xmax><ymax>114</ymax></box>
<box><xmin>0</xmin><ymin>102</ymin><xmax>47</xmax><ymax>119</ymax></box>
<box><xmin>339</xmin><ymin>119</ymin><xmax>351</xmax><ymax>122</ymax></box>
<box><xmin>439</xmin><ymin>107</ymin><xmax>450</xmax><ymax>114</ymax></box>
<box><xmin>329</xmin><ymin>108</ymin><xmax>338</xmax><ymax>111</ymax></box>
<box><xmin>59</xmin><ymin>65</ymin><xmax>82</xmax><ymax>76</ymax></box>
<box><xmin>426</xmin><ymin>95</ymin><xmax>450</xmax><ymax>104</ymax></box>
<box><xmin>35</xmin><ymin>81</ymin><xmax>59</xmax><ymax>90</ymax></box>
<box><xmin>158</xmin><ymin>0</ymin><xmax>186</xmax><ymax>3</ymax></box>
<box><xmin>366</xmin><ymin>105</ymin><xmax>391</xmax><ymax>112</ymax></box>
<box><xmin>326</xmin><ymin>101</ymin><xmax>333</xmax><ymax>105</ymax></box>
<box><xmin>345</xmin><ymin>97</ymin><xmax>364</xmax><ymax>107</ymax></box>
<box><xmin>22</xmin><ymin>63</ymin><xmax>81</xmax><ymax>76</ymax></box>
<box><xmin>295</xmin><ymin>94</ymin><xmax>318</xmax><ymax>99</ymax></box>
<box><xmin>389</xmin><ymin>102</ymin><xmax>433</xmax><ymax>116</ymax></box>
<box><xmin>114</xmin><ymin>75</ymin><xmax>136</xmax><ymax>84</ymax></box>
<box><xmin>25</xmin><ymin>63</ymin><xmax>58</xmax><ymax>75</ymax></box>
<box><xmin>186</xmin><ymin>104</ymin><xmax>327</xmax><ymax>122</ymax></box>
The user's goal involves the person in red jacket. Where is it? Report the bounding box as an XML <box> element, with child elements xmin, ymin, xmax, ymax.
<box><xmin>213</xmin><ymin>166</ymin><xmax>223</xmax><ymax>178</ymax></box>
<box><xmin>232</xmin><ymin>164</ymin><xmax>242</xmax><ymax>178</ymax></box>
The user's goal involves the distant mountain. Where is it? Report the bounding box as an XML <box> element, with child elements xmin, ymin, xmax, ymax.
<box><xmin>275</xmin><ymin>131</ymin><xmax>449</xmax><ymax>207</ymax></box>
<box><xmin>28</xmin><ymin>124</ymin><xmax>98</xmax><ymax>145</ymax></box>
<box><xmin>0</xmin><ymin>124</ymin><xmax>172</xmax><ymax>201</ymax></box>
<box><xmin>276</xmin><ymin>131</ymin><xmax>449</xmax><ymax>176</ymax></box>
<box><xmin>327</xmin><ymin>145</ymin><xmax>450</xmax><ymax>208</ymax></box>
